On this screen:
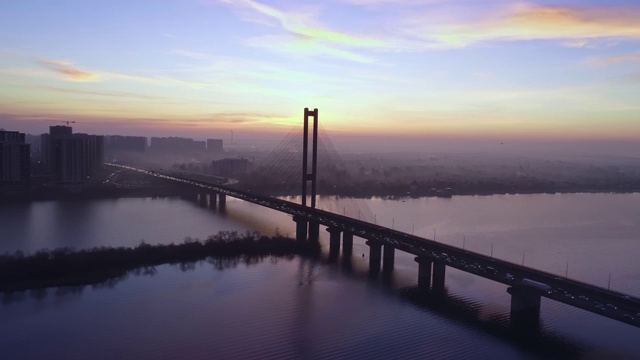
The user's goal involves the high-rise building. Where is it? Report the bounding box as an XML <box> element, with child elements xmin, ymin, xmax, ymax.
<box><xmin>41</xmin><ymin>125</ymin><xmax>73</xmax><ymax>174</ymax></box>
<box><xmin>150</xmin><ymin>137</ymin><xmax>206</xmax><ymax>153</ymax></box>
<box><xmin>207</xmin><ymin>139</ymin><xmax>223</xmax><ymax>153</ymax></box>
<box><xmin>71</xmin><ymin>133</ymin><xmax>104</xmax><ymax>182</ymax></box>
<box><xmin>25</xmin><ymin>134</ymin><xmax>42</xmax><ymax>162</ymax></box>
<box><xmin>41</xmin><ymin>126</ymin><xmax>104</xmax><ymax>183</ymax></box>
<box><xmin>0</xmin><ymin>130</ymin><xmax>30</xmax><ymax>183</ymax></box>
<box><xmin>211</xmin><ymin>158</ymin><xmax>249</xmax><ymax>177</ymax></box>
<box><xmin>104</xmin><ymin>135</ymin><xmax>147</xmax><ymax>155</ymax></box>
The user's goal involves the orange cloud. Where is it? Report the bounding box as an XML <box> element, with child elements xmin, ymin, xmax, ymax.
<box><xmin>220</xmin><ymin>1</ymin><xmax>640</xmax><ymax>58</ymax></box>
<box><xmin>426</xmin><ymin>4</ymin><xmax>640</xmax><ymax>47</ymax></box>
<box><xmin>40</xmin><ymin>60</ymin><xmax>101</xmax><ymax>82</ymax></box>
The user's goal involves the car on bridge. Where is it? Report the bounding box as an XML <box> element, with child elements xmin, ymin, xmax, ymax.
<box><xmin>521</xmin><ymin>278</ymin><xmax>553</xmax><ymax>294</ymax></box>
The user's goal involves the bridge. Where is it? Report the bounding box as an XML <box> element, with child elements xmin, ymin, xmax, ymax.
<box><xmin>108</xmin><ymin>108</ymin><xmax>640</xmax><ymax>329</ymax></box>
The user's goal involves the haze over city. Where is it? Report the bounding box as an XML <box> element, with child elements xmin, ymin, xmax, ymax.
<box><xmin>1</xmin><ymin>0</ymin><xmax>640</xmax><ymax>149</ymax></box>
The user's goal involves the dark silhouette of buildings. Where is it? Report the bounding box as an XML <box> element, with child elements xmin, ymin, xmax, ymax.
<box><xmin>41</xmin><ymin>126</ymin><xmax>104</xmax><ymax>183</ymax></box>
<box><xmin>41</xmin><ymin>126</ymin><xmax>72</xmax><ymax>175</ymax></box>
<box><xmin>24</xmin><ymin>134</ymin><xmax>42</xmax><ymax>163</ymax></box>
<box><xmin>211</xmin><ymin>158</ymin><xmax>250</xmax><ymax>177</ymax></box>
<box><xmin>207</xmin><ymin>139</ymin><xmax>223</xmax><ymax>153</ymax></box>
<box><xmin>0</xmin><ymin>130</ymin><xmax>30</xmax><ymax>183</ymax></box>
<box><xmin>150</xmin><ymin>137</ymin><xmax>205</xmax><ymax>153</ymax></box>
<box><xmin>104</xmin><ymin>135</ymin><xmax>147</xmax><ymax>156</ymax></box>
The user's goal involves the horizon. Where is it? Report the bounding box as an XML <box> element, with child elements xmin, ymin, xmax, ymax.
<box><xmin>5</xmin><ymin>121</ymin><xmax>640</xmax><ymax>157</ymax></box>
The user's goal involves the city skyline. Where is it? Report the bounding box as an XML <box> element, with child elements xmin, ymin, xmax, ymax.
<box><xmin>1</xmin><ymin>0</ymin><xmax>640</xmax><ymax>143</ymax></box>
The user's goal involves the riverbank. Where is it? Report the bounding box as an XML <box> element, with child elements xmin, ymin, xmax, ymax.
<box><xmin>0</xmin><ymin>231</ymin><xmax>320</xmax><ymax>292</ymax></box>
<box><xmin>236</xmin><ymin>184</ymin><xmax>640</xmax><ymax>200</ymax></box>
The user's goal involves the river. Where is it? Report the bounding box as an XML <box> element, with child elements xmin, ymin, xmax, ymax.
<box><xmin>1</xmin><ymin>193</ymin><xmax>639</xmax><ymax>359</ymax></box>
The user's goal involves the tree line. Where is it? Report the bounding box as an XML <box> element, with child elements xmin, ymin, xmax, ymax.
<box><xmin>0</xmin><ymin>231</ymin><xmax>320</xmax><ymax>292</ymax></box>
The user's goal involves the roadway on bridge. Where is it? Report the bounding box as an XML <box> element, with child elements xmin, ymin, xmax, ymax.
<box><xmin>107</xmin><ymin>163</ymin><xmax>640</xmax><ymax>328</ymax></box>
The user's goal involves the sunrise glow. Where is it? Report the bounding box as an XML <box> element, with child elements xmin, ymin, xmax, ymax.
<box><xmin>1</xmin><ymin>0</ymin><xmax>639</xmax><ymax>141</ymax></box>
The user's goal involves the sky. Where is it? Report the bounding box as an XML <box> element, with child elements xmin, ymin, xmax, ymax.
<box><xmin>1</xmin><ymin>0</ymin><xmax>639</xmax><ymax>145</ymax></box>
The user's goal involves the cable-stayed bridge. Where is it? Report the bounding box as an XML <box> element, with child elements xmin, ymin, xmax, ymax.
<box><xmin>107</xmin><ymin>108</ymin><xmax>640</xmax><ymax>330</ymax></box>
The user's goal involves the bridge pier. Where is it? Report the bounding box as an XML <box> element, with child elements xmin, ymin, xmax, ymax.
<box><xmin>432</xmin><ymin>261</ymin><xmax>446</xmax><ymax>293</ymax></box>
<box><xmin>308</xmin><ymin>221</ymin><xmax>320</xmax><ymax>243</ymax></box>
<box><xmin>383</xmin><ymin>244</ymin><xmax>395</xmax><ymax>272</ymax></box>
<box><xmin>508</xmin><ymin>286</ymin><xmax>541</xmax><ymax>329</ymax></box>
<box><xmin>326</xmin><ymin>227</ymin><xmax>342</xmax><ymax>260</ymax></box>
<box><xmin>366</xmin><ymin>240</ymin><xmax>382</xmax><ymax>273</ymax></box>
<box><xmin>208</xmin><ymin>192</ymin><xmax>217</xmax><ymax>209</ymax></box>
<box><xmin>293</xmin><ymin>216</ymin><xmax>307</xmax><ymax>242</ymax></box>
<box><xmin>415</xmin><ymin>257</ymin><xmax>432</xmax><ymax>292</ymax></box>
<box><xmin>218</xmin><ymin>193</ymin><xmax>226</xmax><ymax>212</ymax></box>
<box><xmin>342</xmin><ymin>231</ymin><xmax>353</xmax><ymax>257</ymax></box>
<box><xmin>198</xmin><ymin>193</ymin><xmax>207</xmax><ymax>207</ymax></box>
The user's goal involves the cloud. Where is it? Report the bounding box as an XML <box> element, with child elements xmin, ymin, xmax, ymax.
<box><xmin>170</xmin><ymin>48</ymin><xmax>355</xmax><ymax>84</ymax></box>
<box><xmin>416</xmin><ymin>4</ymin><xmax>640</xmax><ymax>48</ymax></box>
<box><xmin>13</xmin><ymin>82</ymin><xmax>163</xmax><ymax>100</ymax></box>
<box><xmin>35</xmin><ymin>59</ymin><xmax>209</xmax><ymax>88</ymax></box>
<box><xmin>219</xmin><ymin>0</ymin><xmax>382</xmax><ymax>62</ymax></box>
<box><xmin>197</xmin><ymin>112</ymin><xmax>282</xmax><ymax>125</ymax></box>
<box><xmin>40</xmin><ymin>60</ymin><xmax>101</xmax><ymax>82</ymax></box>
<box><xmin>245</xmin><ymin>35</ymin><xmax>377</xmax><ymax>63</ymax></box>
<box><xmin>220</xmin><ymin>1</ymin><xmax>640</xmax><ymax>61</ymax></box>
<box><xmin>562</xmin><ymin>39</ymin><xmax>591</xmax><ymax>48</ymax></box>
<box><xmin>588</xmin><ymin>52</ymin><xmax>640</xmax><ymax>66</ymax></box>
<box><xmin>339</xmin><ymin>0</ymin><xmax>444</xmax><ymax>5</ymax></box>
<box><xmin>225</xmin><ymin>0</ymin><xmax>371</xmax><ymax>44</ymax></box>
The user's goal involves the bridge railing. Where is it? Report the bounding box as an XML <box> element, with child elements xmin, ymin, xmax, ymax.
<box><xmin>107</xmin><ymin>163</ymin><xmax>640</xmax><ymax>313</ymax></box>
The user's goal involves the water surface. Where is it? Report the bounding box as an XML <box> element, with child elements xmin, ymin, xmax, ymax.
<box><xmin>1</xmin><ymin>193</ymin><xmax>639</xmax><ymax>358</ymax></box>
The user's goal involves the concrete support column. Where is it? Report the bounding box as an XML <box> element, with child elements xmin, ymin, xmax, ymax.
<box><xmin>308</xmin><ymin>221</ymin><xmax>320</xmax><ymax>243</ymax></box>
<box><xmin>218</xmin><ymin>193</ymin><xmax>226</xmax><ymax>212</ymax></box>
<box><xmin>383</xmin><ymin>244</ymin><xmax>395</xmax><ymax>272</ymax></box>
<box><xmin>415</xmin><ymin>257</ymin><xmax>433</xmax><ymax>291</ymax></box>
<box><xmin>342</xmin><ymin>232</ymin><xmax>353</xmax><ymax>257</ymax></box>
<box><xmin>209</xmin><ymin>193</ymin><xmax>217</xmax><ymax>209</ymax></box>
<box><xmin>326</xmin><ymin>227</ymin><xmax>342</xmax><ymax>259</ymax></box>
<box><xmin>366</xmin><ymin>240</ymin><xmax>382</xmax><ymax>273</ymax></box>
<box><xmin>432</xmin><ymin>261</ymin><xmax>446</xmax><ymax>293</ymax></box>
<box><xmin>508</xmin><ymin>286</ymin><xmax>542</xmax><ymax>329</ymax></box>
<box><xmin>293</xmin><ymin>216</ymin><xmax>307</xmax><ymax>242</ymax></box>
<box><xmin>198</xmin><ymin>193</ymin><xmax>207</xmax><ymax>207</ymax></box>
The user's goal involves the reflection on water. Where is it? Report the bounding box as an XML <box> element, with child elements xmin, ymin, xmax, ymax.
<box><xmin>0</xmin><ymin>258</ymin><xmax>594</xmax><ymax>359</ymax></box>
<box><xmin>0</xmin><ymin>197</ymin><xmax>296</xmax><ymax>253</ymax></box>
<box><xmin>0</xmin><ymin>254</ymin><xmax>297</xmax><ymax>306</ymax></box>
<box><xmin>1</xmin><ymin>255</ymin><xmax>638</xmax><ymax>358</ymax></box>
<box><xmin>1</xmin><ymin>194</ymin><xmax>640</xmax><ymax>358</ymax></box>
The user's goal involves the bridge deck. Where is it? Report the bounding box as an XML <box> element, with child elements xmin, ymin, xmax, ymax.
<box><xmin>108</xmin><ymin>163</ymin><xmax>640</xmax><ymax>328</ymax></box>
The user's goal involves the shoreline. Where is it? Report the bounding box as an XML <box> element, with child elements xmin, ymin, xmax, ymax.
<box><xmin>0</xmin><ymin>231</ymin><xmax>320</xmax><ymax>293</ymax></box>
<box><xmin>1</xmin><ymin>187</ymin><xmax>639</xmax><ymax>204</ymax></box>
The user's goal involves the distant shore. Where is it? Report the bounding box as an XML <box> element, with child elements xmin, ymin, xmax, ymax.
<box><xmin>0</xmin><ymin>185</ymin><xmax>201</xmax><ymax>203</ymax></box>
<box><xmin>2</xmin><ymin>186</ymin><xmax>639</xmax><ymax>204</ymax></box>
<box><xmin>239</xmin><ymin>182</ymin><xmax>640</xmax><ymax>199</ymax></box>
<box><xmin>3</xmin><ymin>163</ymin><xmax>640</xmax><ymax>202</ymax></box>
<box><xmin>0</xmin><ymin>232</ymin><xmax>320</xmax><ymax>292</ymax></box>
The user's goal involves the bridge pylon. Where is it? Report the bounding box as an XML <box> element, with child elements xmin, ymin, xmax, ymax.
<box><xmin>301</xmin><ymin>107</ymin><xmax>318</xmax><ymax>209</ymax></box>
<box><xmin>302</xmin><ymin>108</ymin><xmax>320</xmax><ymax>242</ymax></box>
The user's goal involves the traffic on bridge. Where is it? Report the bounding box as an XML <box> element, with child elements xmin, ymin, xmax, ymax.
<box><xmin>108</xmin><ymin>163</ymin><xmax>640</xmax><ymax>329</ymax></box>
